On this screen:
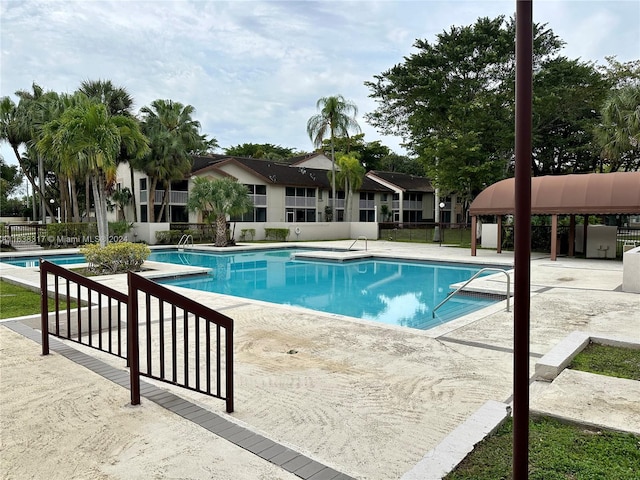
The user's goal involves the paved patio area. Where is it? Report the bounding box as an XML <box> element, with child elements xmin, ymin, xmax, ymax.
<box><xmin>1</xmin><ymin>241</ymin><xmax>638</xmax><ymax>479</ymax></box>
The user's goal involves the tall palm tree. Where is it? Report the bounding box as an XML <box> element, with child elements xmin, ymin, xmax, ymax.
<box><xmin>0</xmin><ymin>86</ymin><xmax>56</xmax><ymax>220</ymax></box>
<box><xmin>37</xmin><ymin>101</ymin><xmax>148</xmax><ymax>246</ymax></box>
<box><xmin>307</xmin><ymin>95</ymin><xmax>361</xmax><ymax>221</ymax></box>
<box><xmin>139</xmin><ymin>99</ymin><xmax>205</xmax><ymax>222</ymax></box>
<box><xmin>329</xmin><ymin>153</ymin><xmax>365</xmax><ymax>222</ymax></box>
<box><xmin>79</xmin><ymin>80</ymin><xmax>141</xmax><ymax>221</ymax></box>
<box><xmin>186</xmin><ymin>176</ymin><xmax>253</xmax><ymax>247</ymax></box>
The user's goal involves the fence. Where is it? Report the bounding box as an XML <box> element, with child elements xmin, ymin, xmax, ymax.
<box><xmin>379</xmin><ymin>222</ymin><xmax>472</xmax><ymax>246</ymax></box>
<box><xmin>40</xmin><ymin>260</ymin><xmax>234</xmax><ymax>412</ymax></box>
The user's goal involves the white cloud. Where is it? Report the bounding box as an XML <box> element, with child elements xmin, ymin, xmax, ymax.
<box><xmin>1</xmin><ymin>0</ymin><xmax>638</xmax><ymax>166</ymax></box>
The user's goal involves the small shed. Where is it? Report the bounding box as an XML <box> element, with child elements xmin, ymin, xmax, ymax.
<box><xmin>468</xmin><ymin>172</ymin><xmax>640</xmax><ymax>260</ymax></box>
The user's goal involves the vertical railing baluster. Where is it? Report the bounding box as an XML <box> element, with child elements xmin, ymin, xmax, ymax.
<box><xmin>183</xmin><ymin>309</ymin><xmax>189</xmax><ymax>387</ymax></box>
<box><xmin>216</xmin><ymin>325</ymin><xmax>221</xmax><ymax>397</ymax></box>
<box><xmin>107</xmin><ymin>297</ymin><xmax>112</xmax><ymax>353</ymax></box>
<box><xmin>159</xmin><ymin>298</ymin><xmax>165</xmax><ymax>379</ymax></box>
<box><xmin>145</xmin><ymin>293</ymin><xmax>152</xmax><ymax>376</ymax></box>
<box><xmin>171</xmin><ymin>305</ymin><xmax>177</xmax><ymax>382</ymax></box>
<box><xmin>66</xmin><ymin>279</ymin><xmax>71</xmax><ymax>338</ymax></box>
<box><xmin>127</xmin><ymin>272</ymin><xmax>140</xmax><ymax>405</ymax></box>
<box><xmin>88</xmin><ymin>287</ymin><xmax>93</xmax><ymax>346</ymax></box>
<box><xmin>77</xmin><ymin>282</ymin><xmax>81</xmax><ymax>343</ymax></box>
<box><xmin>54</xmin><ymin>275</ymin><xmax>60</xmax><ymax>336</ymax></box>
<box><xmin>117</xmin><ymin>300</ymin><xmax>122</xmax><ymax>357</ymax></box>
<box><xmin>195</xmin><ymin>315</ymin><xmax>200</xmax><ymax>390</ymax></box>
<box><xmin>206</xmin><ymin>321</ymin><xmax>211</xmax><ymax>395</ymax></box>
<box><xmin>98</xmin><ymin>292</ymin><xmax>102</xmax><ymax>350</ymax></box>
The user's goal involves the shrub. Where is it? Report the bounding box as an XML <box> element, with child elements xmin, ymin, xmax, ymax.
<box><xmin>240</xmin><ymin>228</ymin><xmax>256</xmax><ymax>241</ymax></box>
<box><xmin>80</xmin><ymin>242</ymin><xmax>151</xmax><ymax>275</ymax></box>
<box><xmin>264</xmin><ymin>228</ymin><xmax>290</xmax><ymax>241</ymax></box>
<box><xmin>155</xmin><ymin>230</ymin><xmax>182</xmax><ymax>244</ymax></box>
<box><xmin>45</xmin><ymin>222</ymin><xmax>98</xmax><ymax>245</ymax></box>
<box><xmin>108</xmin><ymin>221</ymin><xmax>133</xmax><ymax>237</ymax></box>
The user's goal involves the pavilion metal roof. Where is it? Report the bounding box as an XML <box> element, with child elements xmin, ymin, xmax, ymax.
<box><xmin>469</xmin><ymin>172</ymin><xmax>640</xmax><ymax>216</ymax></box>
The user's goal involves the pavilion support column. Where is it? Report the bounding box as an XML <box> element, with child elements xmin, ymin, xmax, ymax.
<box><xmin>550</xmin><ymin>214</ymin><xmax>558</xmax><ymax>261</ymax></box>
<box><xmin>568</xmin><ymin>215</ymin><xmax>575</xmax><ymax>257</ymax></box>
<box><xmin>471</xmin><ymin>215</ymin><xmax>477</xmax><ymax>256</ymax></box>
<box><xmin>497</xmin><ymin>215</ymin><xmax>503</xmax><ymax>254</ymax></box>
<box><xmin>583</xmin><ymin>215</ymin><xmax>589</xmax><ymax>256</ymax></box>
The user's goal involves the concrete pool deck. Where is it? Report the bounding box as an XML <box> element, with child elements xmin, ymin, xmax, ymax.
<box><xmin>1</xmin><ymin>240</ymin><xmax>639</xmax><ymax>479</ymax></box>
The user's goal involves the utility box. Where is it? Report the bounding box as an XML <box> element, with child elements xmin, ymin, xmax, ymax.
<box><xmin>480</xmin><ymin>223</ymin><xmax>499</xmax><ymax>248</ymax></box>
<box><xmin>575</xmin><ymin>225</ymin><xmax>617</xmax><ymax>259</ymax></box>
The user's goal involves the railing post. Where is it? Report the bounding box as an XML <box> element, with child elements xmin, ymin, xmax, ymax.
<box><xmin>225</xmin><ymin>325</ymin><xmax>234</xmax><ymax>413</ymax></box>
<box><xmin>40</xmin><ymin>259</ymin><xmax>49</xmax><ymax>355</ymax></box>
<box><xmin>127</xmin><ymin>272</ymin><xmax>141</xmax><ymax>405</ymax></box>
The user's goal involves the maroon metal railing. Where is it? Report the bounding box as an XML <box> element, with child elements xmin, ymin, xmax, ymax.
<box><xmin>40</xmin><ymin>260</ymin><xmax>234</xmax><ymax>413</ymax></box>
<box><xmin>40</xmin><ymin>260</ymin><xmax>128</xmax><ymax>359</ymax></box>
<box><xmin>127</xmin><ymin>272</ymin><xmax>234</xmax><ymax>413</ymax></box>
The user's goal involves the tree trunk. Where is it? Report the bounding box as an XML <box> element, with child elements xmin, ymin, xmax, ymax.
<box><xmin>157</xmin><ymin>184</ymin><xmax>169</xmax><ymax>222</ymax></box>
<box><xmin>70</xmin><ymin>179</ymin><xmax>80</xmax><ymax>222</ymax></box>
<box><xmin>129</xmin><ymin>165</ymin><xmax>138</xmax><ymax>222</ymax></box>
<box><xmin>215</xmin><ymin>214</ymin><xmax>227</xmax><ymax>247</ymax></box>
<box><xmin>148</xmin><ymin>177</ymin><xmax>158</xmax><ymax>222</ymax></box>
<box><xmin>11</xmin><ymin>146</ymin><xmax>55</xmax><ymax>218</ymax></box>
<box><xmin>85</xmin><ymin>176</ymin><xmax>91</xmax><ymax>222</ymax></box>
<box><xmin>91</xmin><ymin>173</ymin><xmax>109</xmax><ymax>247</ymax></box>
<box><xmin>58</xmin><ymin>174</ymin><xmax>70</xmax><ymax>223</ymax></box>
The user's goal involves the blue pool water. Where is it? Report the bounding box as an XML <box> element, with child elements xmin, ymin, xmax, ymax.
<box><xmin>1</xmin><ymin>249</ymin><xmax>499</xmax><ymax>330</ymax></box>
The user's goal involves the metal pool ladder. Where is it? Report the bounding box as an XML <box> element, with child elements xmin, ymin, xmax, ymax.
<box><xmin>177</xmin><ymin>234</ymin><xmax>193</xmax><ymax>250</ymax></box>
<box><xmin>349</xmin><ymin>236</ymin><xmax>367</xmax><ymax>251</ymax></box>
<box><xmin>432</xmin><ymin>268</ymin><xmax>511</xmax><ymax>318</ymax></box>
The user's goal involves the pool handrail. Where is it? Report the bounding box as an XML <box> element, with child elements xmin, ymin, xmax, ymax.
<box><xmin>348</xmin><ymin>236</ymin><xmax>367</xmax><ymax>251</ymax></box>
<box><xmin>177</xmin><ymin>234</ymin><xmax>193</xmax><ymax>250</ymax></box>
<box><xmin>432</xmin><ymin>268</ymin><xmax>511</xmax><ymax>318</ymax></box>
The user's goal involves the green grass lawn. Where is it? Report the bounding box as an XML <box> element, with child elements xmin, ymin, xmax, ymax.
<box><xmin>0</xmin><ymin>280</ymin><xmax>77</xmax><ymax>319</ymax></box>
<box><xmin>447</xmin><ymin>343</ymin><xmax>640</xmax><ymax>479</ymax></box>
<box><xmin>569</xmin><ymin>342</ymin><xmax>640</xmax><ymax>381</ymax></box>
<box><xmin>445</xmin><ymin>416</ymin><xmax>640</xmax><ymax>480</ymax></box>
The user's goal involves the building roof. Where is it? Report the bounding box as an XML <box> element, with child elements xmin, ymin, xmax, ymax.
<box><xmin>469</xmin><ymin>172</ymin><xmax>640</xmax><ymax>216</ymax></box>
<box><xmin>190</xmin><ymin>155</ymin><xmax>392</xmax><ymax>193</ymax></box>
<box><xmin>366</xmin><ymin>171</ymin><xmax>434</xmax><ymax>193</ymax></box>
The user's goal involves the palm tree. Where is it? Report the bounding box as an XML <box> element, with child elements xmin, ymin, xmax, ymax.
<box><xmin>139</xmin><ymin>99</ymin><xmax>205</xmax><ymax>222</ymax></box>
<box><xmin>37</xmin><ymin>101</ymin><xmax>148</xmax><ymax>246</ymax></box>
<box><xmin>79</xmin><ymin>80</ymin><xmax>142</xmax><ymax>221</ymax></box>
<box><xmin>307</xmin><ymin>95</ymin><xmax>361</xmax><ymax>221</ymax></box>
<box><xmin>186</xmin><ymin>176</ymin><xmax>253</xmax><ymax>247</ymax></box>
<box><xmin>0</xmin><ymin>86</ymin><xmax>56</xmax><ymax>221</ymax></box>
<box><xmin>595</xmin><ymin>85</ymin><xmax>640</xmax><ymax>172</ymax></box>
<box><xmin>329</xmin><ymin>153</ymin><xmax>365</xmax><ymax>222</ymax></box>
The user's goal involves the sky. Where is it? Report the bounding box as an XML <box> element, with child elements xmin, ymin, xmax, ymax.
<box><xmin>1</xmin><ymin>0</ymin><xmax>639</xmax><ymax>167</ymax></box>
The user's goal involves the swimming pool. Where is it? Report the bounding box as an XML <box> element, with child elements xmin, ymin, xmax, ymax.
<box><xmin>1</xmin><ymin>248</ymin><xmax>500</xmax><ymax>330</ymax></box>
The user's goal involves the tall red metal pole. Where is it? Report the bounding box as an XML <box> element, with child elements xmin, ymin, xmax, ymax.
<box><xmin>514</xmin><ymin>1</ymin><xmax>533</xmax><ymax>478</ymax></box>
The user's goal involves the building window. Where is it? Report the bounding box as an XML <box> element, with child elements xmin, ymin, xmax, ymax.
<box><xmin>139</xmin><ymin>178</ymin><xmax>147</xmax><ymax>191</ymax></box>
<box><xmin>285</xmin><ymin>187</ymin><xmax>316</xmax><ymax>221</ymax></box>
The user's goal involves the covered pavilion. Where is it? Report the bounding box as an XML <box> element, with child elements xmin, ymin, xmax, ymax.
<box><xmin>468</xmin><ymin>171</ymin><xmax>640</xmax><ymax>260</ymax></box>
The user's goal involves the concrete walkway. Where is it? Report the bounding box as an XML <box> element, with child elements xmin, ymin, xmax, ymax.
<box><xmin>1</xmin><ymin>241</ymin><xmax>639</xmax><ymax>479</ymax></box>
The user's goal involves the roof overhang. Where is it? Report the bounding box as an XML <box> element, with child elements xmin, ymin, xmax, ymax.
<box><xmin>469</xmin><ymin>172</ymin><xmax>640</xmax><ymax>216</ymax></box>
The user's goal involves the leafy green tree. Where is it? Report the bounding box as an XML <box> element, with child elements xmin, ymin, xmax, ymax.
<box><xmin>595</xmin><ymin>85</ymin><xmax>640</xmax><ymax>172</ymax></box>
<box><xmin>366</xmin><ymin>16</ymin><xmax>563</xmax><ymax>200</ymax></box>
<box><xmin>139</xmin><ymin>99</ymin><xmax>206</xmax><ymax>222</ymax></box>
<box><xmin>307</xmin><ymin>95</ymin><xmax>361</xmax><ymax>220</ymax></box>
<box><xmin>0</xmin><ymin>156</ymin><xmax>23</xmax><ymax>216</ymax></box>
<box><xmin>531</xmin><ymin>57</ymin><xmax>609</xmax><ymax>176</ymax></box>
<box><xmin>37</xmin><ymin>101</ymin><xmax>148</xmax><ymax>246</ymax></box>
<box><xmin>329</xmin><ymin>153</ymin><xmax>365</xmax><ymax>222</ymax></box>
<box><xmin>224</xmin><ymin>143</ymin><xmax>298</xmax><ymax>160</ymax></box>
<box><xmin>110</xmin><ymin>187</ymin><xmax>133</xmax><ymax>221</ymax></box>
<box><xmin>186</xmin><ymin>176</ymin><xmax>253</xmax><ymax>247</ymax></box>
